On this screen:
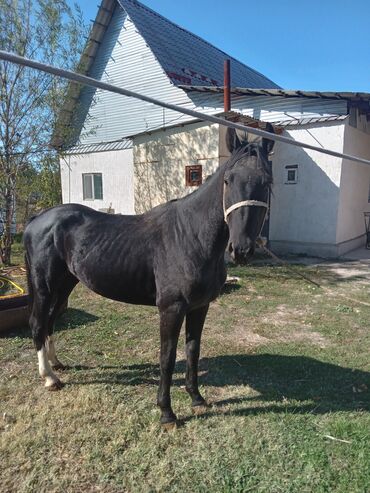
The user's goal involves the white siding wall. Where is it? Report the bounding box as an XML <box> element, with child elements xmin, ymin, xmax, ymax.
<box><xmin>336</xmin><ymin>122</ymin><xmax>370</xmax><ymax>252</ymax></box>
<box><xmin>133</xmin><ymin>121</ymin><xmax>358</xmax><ymax>257</ymax></box>
<box><xmin>74</xmin><ymin>4</ymin><xmax>349</xmax><ymax>149</ymax></box>
<box><xmin>133</xmin><ymin>122</ymin><xmax>219</xmax><ymax>213</ymax></box>
<box><xmin>60</xmin><ymin>148</ymin><xmax>134</xmax><ymax>214</ymax></box>
<box><xmin>78</xmin><ymin>7</ymin><xmax>198</xmax><ymax>146</ymax></box>
<box><xmin>269</xmin><ymin>122</ymin><xmax>345</xmax><ymax>257</ymax></box>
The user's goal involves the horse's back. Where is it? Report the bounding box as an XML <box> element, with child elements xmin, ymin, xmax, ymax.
<box><xmin>24</xmin><ymin>204</ymin><xmax>158</xmax><ymax>305</ymax></box>
<box><xmin>24</xmin><ymin>204</ymin><xmax>137</xmax><ymax>244</ymax></box>
<box><xmin>26</xmin><ymin>203</ymin><xmax>129</xmax><ymax>230</ymax></box>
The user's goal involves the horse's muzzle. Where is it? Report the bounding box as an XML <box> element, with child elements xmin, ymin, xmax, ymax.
<box><xmin>229</xmin><ymin>243</ymin><xmax>255</xmax><ymax>264</ymax></box>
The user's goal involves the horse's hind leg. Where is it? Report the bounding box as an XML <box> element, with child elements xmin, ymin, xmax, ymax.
<box><xmin>29</xmin><ymin>283</ymin><xmax>63</xmax><ymax>390</ymax></box>
<box><xmin>185</xmin><ymin>304</ymin><xmax>209</xmax><ymax>412</ymax></box>
<box><xmin>46</xmin><ymin>274</ymin><xmax>78</xmax><ymax>370</ymax></box>
<box><xmin>46</xmin><ymin>334</ymin><xmax>63</xmax><ymax>371</ymax></box>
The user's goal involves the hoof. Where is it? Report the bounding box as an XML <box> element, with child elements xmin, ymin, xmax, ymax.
<box><xmin>192</xmin><ymin>403</ymin><xmax>210</xmax><ymax>415</ymax></box>
<box><xmin>161</xmin><ymin>420</ymin><xmax>178</xmax><ymax>431</ymax></box>
<box><xmin>160</xmin><ymin>413</ymin><xmax>177</xmax><ymax>430</ymax></box>
<box><xmin>46</xmin><ymin>379</ymin><xmax>64</xmax><ymax>391</ymax></box>
<box><xmin>51</xmin><ymin>363</ymin><xmax>67</xmax><ymax>371</ymax></box>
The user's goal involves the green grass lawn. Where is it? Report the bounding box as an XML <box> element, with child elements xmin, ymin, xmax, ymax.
<box><xmin>1</xmin><ymin>260</ymin><xmax>369</xmax><ymax>492</ymax></box>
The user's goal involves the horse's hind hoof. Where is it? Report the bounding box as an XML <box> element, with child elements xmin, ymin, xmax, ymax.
<box><xmin>160</xmin><ymin>414</ymin><xmax>178</xmax><ymax>430</ymax></box>
<box><xmin>46</xmin><ymin>380</ymin><xmax>64</xmax><ymax>391</ymax></box>
<box><xmin>161</xmin><ymin>420</ymin><xmax>178</xmax><ymax>431</ymax></box>
<box><xmin>192</xmin><ymin>403</ymin><xmax>210</xmax><ymax>416</ymax></box>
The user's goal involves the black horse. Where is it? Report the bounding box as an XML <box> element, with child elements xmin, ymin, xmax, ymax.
<box><xmin>24</xmin><ymin>126</ymin><xmax>274</xmax><ymax>426</ymax></box>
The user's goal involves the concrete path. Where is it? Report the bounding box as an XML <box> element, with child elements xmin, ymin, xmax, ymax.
<box><xmin>339</xmin><ymin>247</ymin><xmax>370</xmax><ymax>263</ymax></box>
<box><xmin>252</xmin><ymin>246</ymin><xmax>370</xmax><ymax>282</ymax></box>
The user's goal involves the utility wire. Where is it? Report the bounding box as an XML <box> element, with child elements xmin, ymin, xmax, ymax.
<box><xmin>1</xmin><ymin>50</ymin><xmax>370</xmax><ymax>166</ymax></box>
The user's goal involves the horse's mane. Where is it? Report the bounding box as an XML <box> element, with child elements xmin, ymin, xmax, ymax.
<box><xmin>227</xmin><ymin>142</ymin><xmax>272</xmax><ymax>171</ymax></box>
<box><xmin>225</xmin><ymin>142</ymin><xmax>273</xmax><ymax>184</ymax></box>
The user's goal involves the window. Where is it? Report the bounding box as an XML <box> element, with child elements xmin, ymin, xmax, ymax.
<box><xmin>82</xmin><ymin>173</ymin><xmax>103</xmax><ymax>200</ymax></box>
<box><xmin>185</xmin><ymin>165</ymin><xmax>202</xmax><ymax>186</ymax></box>
<box><xmin>285</xmin><ymin>165</ymin><xmax>298</xmax><ymax>184</ymax></box>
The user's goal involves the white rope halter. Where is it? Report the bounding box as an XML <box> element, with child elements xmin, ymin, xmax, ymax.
<box><xmin>222</xmin><ymin>150</ymin><xmax>270</xmax><ymax>224</ymax></box>
<box><xmin>223</xmin><ymin>178</ymin><xmax>269</xmax><ymax>223</ymax></box>
<box><xmin>223</xmin><ymin>200</ymin><xmax>269</xmax><ymax>223</ymax></box>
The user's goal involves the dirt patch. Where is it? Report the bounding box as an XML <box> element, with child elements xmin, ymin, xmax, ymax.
<box><xmin>229</xmin><ymin>327</ymin><xmax>271</xmax><ymax>347</ymax></box>
<box><xmin>314</xmin><ymin>260</ymin><xmax>370</xmax><ymax>287</ymax></box>
<box><xmin>219</xmin><ymin>304</ymin><xmax>329</xmax><ymax>349</ymax></box>
<box><xmin>209</xmin><ymin>301</ymin><xmax>330</xmax><ymax>349</ymax></box>
<box><xmin>261</xmin><ymin>304</ymin><xmax>329</xmax><ymax>347</ymax></box>
<box><xmin>278</xmin><ymin>327</ymin><xmax>328</xmax><ymax>346</ymax></box>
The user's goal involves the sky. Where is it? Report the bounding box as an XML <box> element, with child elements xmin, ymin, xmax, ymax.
<box><xmin>75</xmin><ymin>0</ymin><xmax>370</xmax><ymax>93</ymax></box>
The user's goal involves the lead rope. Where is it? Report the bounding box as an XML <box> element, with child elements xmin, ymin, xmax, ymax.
<box><xmin>256</xmin><ymin>239</ymin><xmax>321</xmax><ymax>288</ymax></box>
<box><xmin>257</xmin><ymin>240</ymin><xmax>370</xmax><ymax>308</ymax></box>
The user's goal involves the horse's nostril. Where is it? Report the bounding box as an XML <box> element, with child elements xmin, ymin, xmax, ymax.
<box><xmin>232</xmin><ymin>244</ymin><xmax>255</xmax><ymax>265</ymax></box>
<box><xmin>228</xmin><ymin>242</ymin><xmax>234</xmax><ymax>254</ymax></box>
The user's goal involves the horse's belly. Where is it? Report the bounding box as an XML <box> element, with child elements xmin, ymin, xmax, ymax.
<box><xmin>95</xmin><ymin>285</ymin><xmax>156</xmax><ymax>306</ymax></box>
<box><xmin>72</xmin><ymin>261</ymin><xmax>157</xmax><ymax>306</ymax></box>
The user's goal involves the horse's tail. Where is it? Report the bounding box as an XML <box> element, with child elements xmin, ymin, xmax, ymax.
<box><xmin>24</xmin><ymin>251</ymin><xmax>33</xmax><ymax>314</ymax></box>
<box><xmin>25</xmin><ymin>213</ymin><xmax>39</xmax><ymax>228</ymax></box>
<box><xmin>23</xmin><ymin>221</ymin><xmax>34</xmax><ymax>315</ymax></box>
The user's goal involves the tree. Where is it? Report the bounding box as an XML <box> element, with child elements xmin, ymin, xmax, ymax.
<box><xmin>0</xmin><ymin>0</ymin><xmax>87</xmax><ymax>264</ymax></box>
<box><xmin>14</xmin><ymin>164</ymin><xmax>39</xmax><ymax>230</ymax></box>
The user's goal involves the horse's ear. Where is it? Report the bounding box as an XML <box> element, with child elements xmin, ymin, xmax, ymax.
<box><xmin>226</xmin><ymin>127</ymin><xmax>242</xmax><ymax>153</ymax></box>
<box><xmin>262</xmin><ymin>122</ymin><xmax>275</xmax><ymax>155</ymax></box>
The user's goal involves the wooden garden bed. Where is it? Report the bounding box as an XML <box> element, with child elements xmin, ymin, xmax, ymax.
<box><xmin>0</xmin><ymin>294</ymin><xmax>29</xmax><ymax>333</ymax></box>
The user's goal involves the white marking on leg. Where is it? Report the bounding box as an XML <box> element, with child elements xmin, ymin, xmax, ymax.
<box><xmin>46</xmin><ymin>335</ymin><xmax>62</xmax><ymax>367</ymax></box>
<box><xmin>37</xmin><ymin>346</ymin><xmax>61</xmax><ymax>388</ymax></box>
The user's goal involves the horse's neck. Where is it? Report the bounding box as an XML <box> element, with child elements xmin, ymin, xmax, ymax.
<box><xmin>179</xmin><ymin>166</ymin><xmax>228</xmax><ymax>257</ymax></box>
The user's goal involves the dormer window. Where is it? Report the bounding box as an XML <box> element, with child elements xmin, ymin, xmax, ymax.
<box><xmin>285</xmin><ymin>165</ymin><xmax>298</xmax><ymax>184</ymax></box>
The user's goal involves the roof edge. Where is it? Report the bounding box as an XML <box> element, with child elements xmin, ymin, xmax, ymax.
<box><xmin>118</xmin><ymin>0</ymin><xmax>279</xmax><ymax>88</ymax></box>
<box><xmin>179</xmin><ymin>85</ymin><xmax>370</xmax><ymax>102</ymax></box>
<box><xmin>130</xmin><ymin>111</ymin><xmax>284</xmax><ymax>139</ymax></box>
<box><xmin>51</xmin><ymin>0</ymin><xmax>116</xmax><ymax>149</ymax></box>
<box><xmin>62</xmin><ymin>138</ymin><xmax>132</xmax><ymax>155</ymax></box>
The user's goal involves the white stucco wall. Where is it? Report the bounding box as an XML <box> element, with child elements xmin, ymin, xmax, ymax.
<box><xmin>60</xmin><ymin>148</ymin><xmax>134</xmax><ymax>214</ymax></box>
<box><xmin>133</xmin><ymin>120</ymin><xmax>354</xmax><ymax>257</ymax></box>
<box><xmin>269</xmin><ymin>122</ymin><xmax>345</xmax><ymax>256</ymax></box>
<box><xmin>123</xmin><ymin>118</ymin><xmax>367</xmax><ymax>258</ymax></box>
<box><xmin>336</xmin><ymin>122</ymin><xmax>370</xmax><ymax>252</ymax></box>
<box><xmin>133</xmin><ymin>122</ymin><xmax>220</xmax><ymax>213</ymax></box>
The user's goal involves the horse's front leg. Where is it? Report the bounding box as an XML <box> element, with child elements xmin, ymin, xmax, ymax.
<box><xmin>185</xmin><ymin>304</ymin><xmax>209</xmax><ymax>411</ymax></box>
<box><xmin>157</xmin><ymin>302</ymin><xmax>186</xmax><ymax>427</ymax></box>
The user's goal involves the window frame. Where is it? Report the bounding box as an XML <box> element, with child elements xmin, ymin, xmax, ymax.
<box><xmin>82</xmin><ymin>173</ymin><xmax>103</xmax><ymax>201</ymax></box>
<box><xmin>284</xmin><ymin>165</ymin><xmax>298</xmax><ymax>185</ymax></box>
<box><xmin>185</xmin><ymin>165</ymin><xmax>202</xmax><ymax>187</ymax></box>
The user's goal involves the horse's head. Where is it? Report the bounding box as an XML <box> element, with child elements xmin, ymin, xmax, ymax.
<box><xmin>223</xmin><ymin>124</ymin><xmax>274</xmax><ymax>264</ymax></box>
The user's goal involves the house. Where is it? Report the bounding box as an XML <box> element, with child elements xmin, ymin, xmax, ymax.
<box><xmin>55</xmin><ymin>0</ymin><xmax>370</xmax><ymax>257</ymax></box>
<box><xmin>55</xmin><ymin>0</ymin><xmax>278</xmax><ymax>214</ymax></box>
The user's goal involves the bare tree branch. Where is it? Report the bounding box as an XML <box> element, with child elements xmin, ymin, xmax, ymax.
<box><xmin>0</xmin><ymin>0</ymin><xmax>87</xmax><ymax>264</ymax></box>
